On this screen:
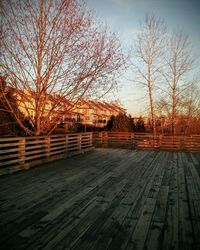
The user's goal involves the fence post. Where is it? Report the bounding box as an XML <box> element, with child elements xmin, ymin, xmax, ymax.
<box><xmin>78</xmin><ymin>134</ymin><xmax>82</xmax><ymax>152</ymax></box>
<box><xmin>158</xmin><ymin>135</ymin><xmax>162</xmax><ymax>150</ymax></box>
<box><xmin>66</xmin><ymin>134</ymin><xmax>68</xmax><ymax>154</ymax></box>
<box><xmin>45</xmin><ymin>136</ymin><xmax>51</xmax><ymax>158</ymax></box>
<box><xmin>99</xmin><ymin>132</ymin><xmax>103</xmax><ymax>146</ymax></box>
<box><xmin>18</xmin><ymin>137</ymin><xmax>25</xmax><ymax>165</ymax></box>
<box><xmin>134</xmin><ymin>134</ymin><xmax>138</xmax><ymax>150</ymax></box>
<box><xmin>131</xmin><ymin>133</ymin><xmax>135</xmax><ymax>149</ymax></box>
<box><xmin>90</xmin><ymin>133</ymin><xmax>93</xmax><ymax>147</ymax></box>
<box><xmin>180</xmin><ymin>136</ymin><xmax>184</xmax><ymax>151</ymax></box>
<box><xmin>104</xmin><ymin>132</ymin><xmax>108</xmax><ymax>147</ymax></box>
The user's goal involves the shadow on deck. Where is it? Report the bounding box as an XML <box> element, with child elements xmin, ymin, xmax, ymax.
<box><xmin>0</xmin><ymin>148</ymin><xmax>200</xmax><ymax>250</ymax></box>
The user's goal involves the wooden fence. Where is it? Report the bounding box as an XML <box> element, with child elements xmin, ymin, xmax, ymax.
<box><xmin>93</xmin><ymin>132</ymin><xmax>200</xmax><ymax>152</ymax></box>
<box><xmin>1</xmin><ymin>132</ymin><xmax>199</xmax><ymax>175</ymax></box>
<box><xmin>0</xmin><ymin>133</ymin><xmax>93</xmax><ymax>175</ymax></box>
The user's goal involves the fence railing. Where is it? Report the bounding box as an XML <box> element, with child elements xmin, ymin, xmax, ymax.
<box><xmin>93</xmin><ymin>132</ymin><xmax>200</xmax><ymax>152</ymax></box>
<box><xmin>0</xmin><ymin>133</ymin><xmax>93</xmax><ymax>175</ymax></box>
<box><xmin>1</xmin><ymin>132</ymin><xmax>199</xmax><ymax>175</ymax></box>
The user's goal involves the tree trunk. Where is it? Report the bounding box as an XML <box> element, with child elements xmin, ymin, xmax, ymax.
<box><xmin>172</xmin><ymin>92</ymin><xmax>176</xmax><ymax>135</ymax></box>
<box><xmin>148</xmin><ymin>63</ymin><xmax>156</xmax><ymax>136</ymax></box>
<box><xmin>171</xmin><ymin>60</ymin><xmax>177</xmax><ymax>136</ymax></box>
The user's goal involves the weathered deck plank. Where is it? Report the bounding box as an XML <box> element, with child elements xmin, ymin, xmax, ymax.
<box><xmin>0</xmin><ymin>148</ymin><xmax>200</xmax><ymax>250</ymax></box>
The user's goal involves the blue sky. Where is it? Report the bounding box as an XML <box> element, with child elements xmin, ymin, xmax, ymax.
<box><xmin>87</xmin><ymin>0</ymin><xmax>200</xmax><ymax>116</ymax></box>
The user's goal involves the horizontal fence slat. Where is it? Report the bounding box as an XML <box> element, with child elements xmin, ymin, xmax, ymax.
<box><xmin>25</xmin><ymin>144</ymin><xmax>47</xmax><ymax>150</ymax></box>
<box><xmin>0</xmin><ymin>158</ymin><xmax>25</xmax><ymax>167</ymax></box>
<box><xmin>50</xmin><ymin>145</ymin><xmax>66</xmax><ymax>152</ymax></box>
<box><xmin>25</xmin><ymin>140</ymin><xmax>46</xmax><ymax>145</ymax></box>
<box><xmin>0</xmin><ymin>147</ymin><xmax>21</xmax><ymax>154</ymax></box>
<box><xmin>0</xmin><ymin>142</ymin><xmax>25</xmax><ymax>147</ymax></box>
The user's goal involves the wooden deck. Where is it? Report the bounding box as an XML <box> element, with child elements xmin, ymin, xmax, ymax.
<box><xmin>0</xmin><ymin>148</ymin><xmax>200</xmax><ymax>250</ymax></box>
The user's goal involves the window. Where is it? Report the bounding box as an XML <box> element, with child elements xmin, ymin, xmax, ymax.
<box><xmin>30</xmin><ymin>110</ymin><xmax>34</xmax><ymax>119</ymax></box>
<box><xmin>86</xmin><ymin>116</ymin><xmax>90</xmax><ymax>121</ymax></box>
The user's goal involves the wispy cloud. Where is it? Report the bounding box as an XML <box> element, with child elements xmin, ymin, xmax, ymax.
<box><xmin>111</xmin><ymin>0</ymin><xmax>164</xmax><ymax>7</ymax></box>
<box><xmin>125</xmin><ymin>27</ymin><xmax>139</xmax><ymax>38</ymax></box>
<box><xmin>111</xmin><ymin>0</ymin><xmax>133</xmax><ymax>8</ymax></box>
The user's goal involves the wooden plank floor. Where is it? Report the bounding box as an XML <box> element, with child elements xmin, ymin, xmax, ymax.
<box><xmin>0</xmin><ymin>148</ymin><xmax>200</xmax><ymax>250</ymax></box>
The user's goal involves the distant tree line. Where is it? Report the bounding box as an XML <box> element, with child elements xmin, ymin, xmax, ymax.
<box><xmin>105</xmin><ymin>113</ymin><xmax>145</xmax><ymax>133</ymax></box>
<box><xmin>71</xmin><ymin>113</ymin><xmax>146</xmax><ymax>133</ymax></box>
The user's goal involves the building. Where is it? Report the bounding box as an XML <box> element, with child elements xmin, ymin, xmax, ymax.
<box><xmin>0</xmin><ymin>84</ymin><xmax>126</xmax><ymax>134</ymax></box>
<box><xmin>72</xmin><ymin>99</ymin><xmax>126</xmax><ymax>128</ymax></box>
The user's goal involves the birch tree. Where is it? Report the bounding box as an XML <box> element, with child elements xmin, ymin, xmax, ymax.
<box><xmin>164</xmin><ymin>32</ymin><xmax>195</xmax><ymax>135</ymax></box>
<box><xmin>133</xmin><ymin>14</ymin><xmax>166</xmax><ymax>135</ymax></box>
<box><xmin>179</xmin><ymin>81</ymin><xmax>200</xmax><ymax>134</ymax></box>
<box><xmin>0</xmin><ymin>0</ymin><xmax>125</xmax><ymax>135</ymax></box>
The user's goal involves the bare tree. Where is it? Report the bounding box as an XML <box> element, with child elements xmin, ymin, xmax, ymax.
<box><xmin>0</xmin><ymin>0</ymin><xmax>126</xmax><ymax>135</ymax></box>
<box><xmin>155</xmin><ymin>79</ymin><xmax>200</xmax><ymax>135</ymax></box>
<box><xmin>179</xmin><ymin>81</ymin><xmax>200</xmax><ymax>134</ymax></box>
<box><xmin>133</xmin><ymin>14</ymin><xmax>166</xmax><ymax>135</ymax></box>
<box><xmin>163</xmin><ymin>32</ymin><xmax>195</xmax><ymax>135</ymax></box>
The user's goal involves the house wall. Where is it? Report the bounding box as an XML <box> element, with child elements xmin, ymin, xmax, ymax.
<box><xmin>2</xmin><ymin>88</ymin><xmax>126</xmax><ymax>131</ymax></box>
